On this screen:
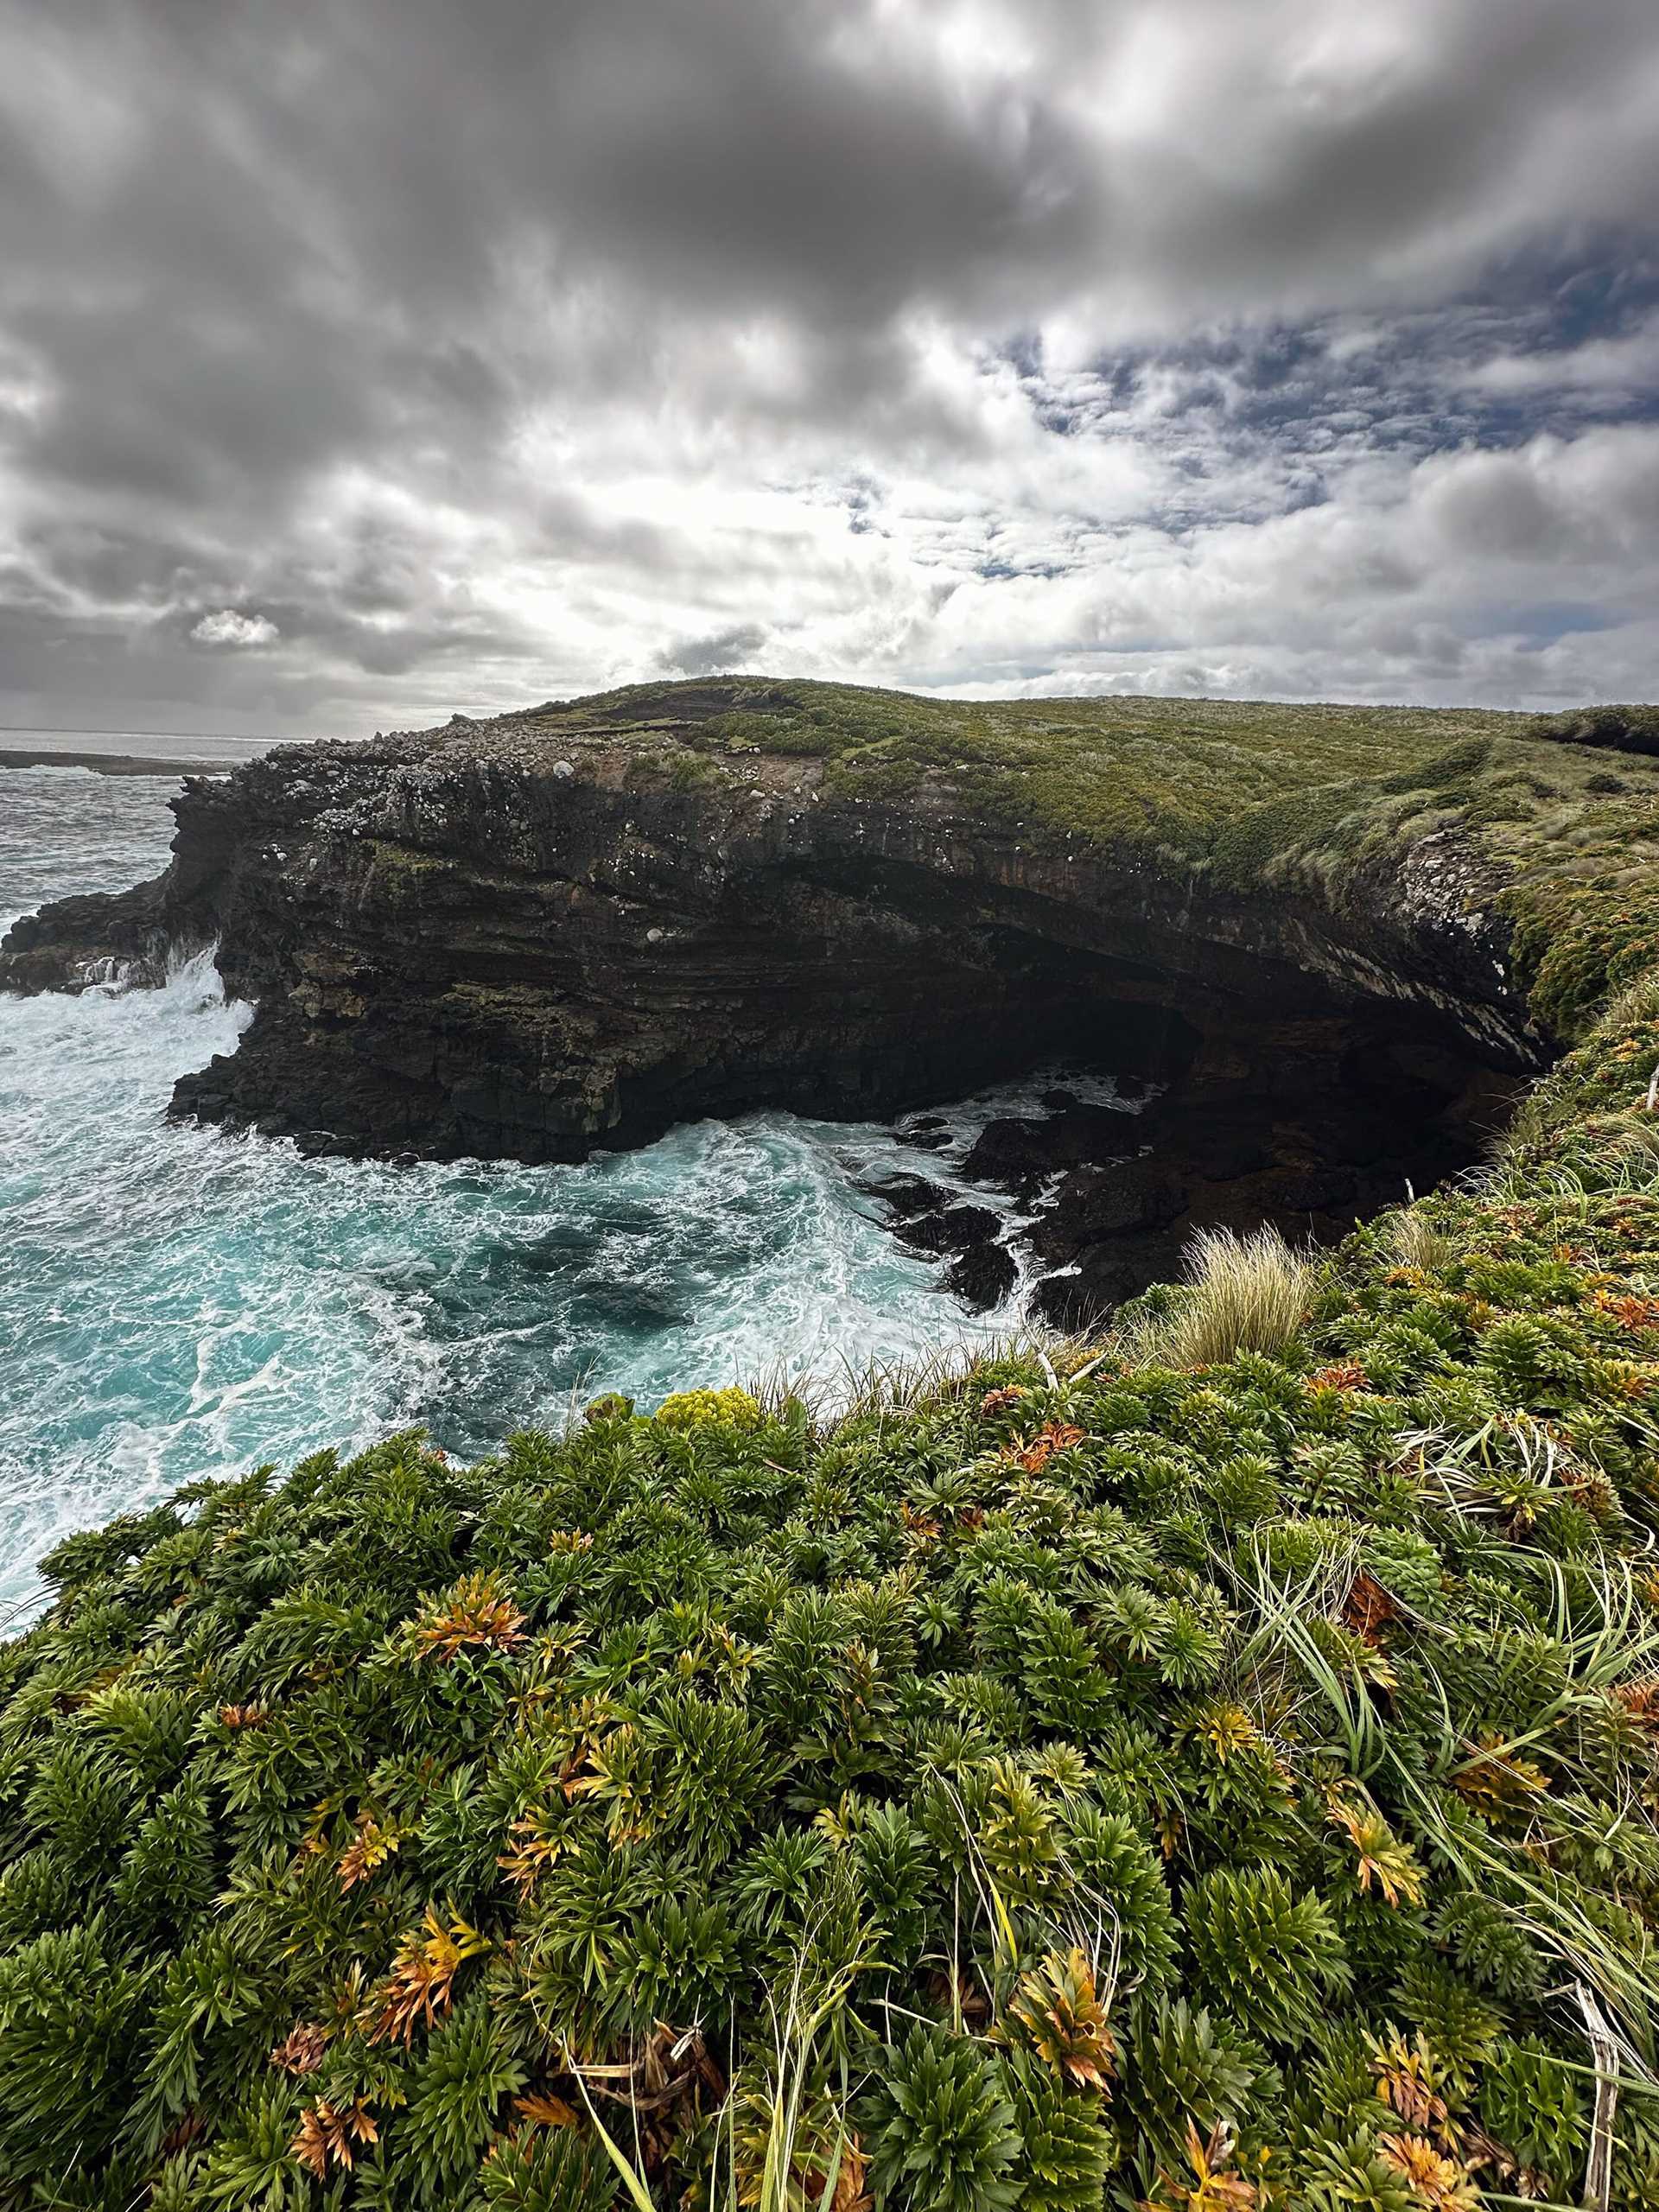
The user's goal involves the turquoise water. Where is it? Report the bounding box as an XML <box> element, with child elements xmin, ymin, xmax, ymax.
<box><xmin>0</xmin><ymin>764</ymin><xmax>1132</xmax><ymax>1621</ymax></box>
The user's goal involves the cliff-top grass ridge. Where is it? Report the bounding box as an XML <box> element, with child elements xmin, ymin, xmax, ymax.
<box><xmin>455</xmin><ymin>679</ymin><xmax>1659</xmax><ymax>1041</ymax></box>
<box><xmin>5</xmin><ymin>692</ymin><xmax>1659</xmax><ymax>2209</ymax></box>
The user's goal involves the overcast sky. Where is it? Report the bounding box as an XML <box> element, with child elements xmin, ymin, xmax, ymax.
<box><xmin>2</xmin><ymin>0</ymin><xmax>1656</xmax><ymax>735</ymax></box>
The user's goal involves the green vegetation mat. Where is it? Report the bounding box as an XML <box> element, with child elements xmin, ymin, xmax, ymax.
<box><xmin>9</xmin><ymin>698</ymin><xmax>1659</xmax><ymax>2209</ymax></box>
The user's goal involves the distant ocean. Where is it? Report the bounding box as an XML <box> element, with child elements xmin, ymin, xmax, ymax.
<box><xmin>0</xmin><ymin>727</ymin><xmax>284</xmax><ymax>774</ymax></box>
<box><xmin>0</xmin><ymin>734</ymin><xmax>1125</xmax><ymax>1622</ymax></box>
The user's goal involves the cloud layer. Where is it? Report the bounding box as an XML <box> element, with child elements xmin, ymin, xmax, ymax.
<box><xmin>1</xmin><ymin>0</ymin><xmax>1656</xmax><ymax>732</ymax></box>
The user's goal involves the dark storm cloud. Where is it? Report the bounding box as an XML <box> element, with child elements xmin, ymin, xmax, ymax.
<box><xmin>658</xmin><ymin>624</ymin><xmax>773</xmax><ymax>679</ymax></box>
<box><xmin>0</xmin><ymin>0</ymin><xmax>1657</xmax><ymax>729</ymax></box>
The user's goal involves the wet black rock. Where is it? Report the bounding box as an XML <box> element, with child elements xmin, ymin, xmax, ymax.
<box><xmin>856</xmin><ymin>1172</ymin><xmax>1018</xmax><ymax>1310</ymax></box>
<box><xmin>855</xmin><ymin>1173</ymin><xmax>946</xmax><ymax>1224</ymax></box>
<box><xmin>956</xmin><ymin>1117</ymin><xmax>1052</xmax><ymax>1188</ymax></box>
<box><xmin>960</xmin><ymin>1103</ymin><xmax>1141</xmax><ymax>1190</ymax></box>
<box><xmin>1033</xmin><ymin>1237</ymin><xmax>1187</xmax><ymax>1331</ymax></box>
<box><xmin>892</xmin><ymin>1201</ymin><xmax>1004</xmax><ymax>1258</ymax></box>
<box><xmin>944</xmin><ymin>1239</ymin><xmax>1018</xmax><ymax>1311</ymax></box>
<box><xmin>1027</xmin><ymin>1158</ymin><xmax>1188</xmax><ymax>1248</ymax></box>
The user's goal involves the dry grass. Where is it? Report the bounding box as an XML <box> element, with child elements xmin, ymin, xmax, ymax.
<box><xmin>1131</xmin><ymin>1225</ymin><xmax>1313</xmax><ymax>1369</ymax></box>
<box><xmin>1387</xmin><ymin>1207</ymin><xmax>1456</xmax><ymax>1274</ymax></box>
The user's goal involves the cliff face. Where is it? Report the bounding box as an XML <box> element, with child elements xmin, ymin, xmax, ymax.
<box><xmin>1</xmin><ymin>680</ymin><xmax>1563</xmax><ymax>1318</ymax></box>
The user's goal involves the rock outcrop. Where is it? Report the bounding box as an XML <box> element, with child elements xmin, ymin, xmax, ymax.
<box><xmin>0</xmin><ymin>681</ymin><xmax>1552</xmax><ymax>1319</ymax></box>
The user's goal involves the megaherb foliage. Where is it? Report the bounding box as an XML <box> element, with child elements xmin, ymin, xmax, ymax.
<box><xmin>11</xmin><ymin>1120</ymin><xmax>1659</xmax><ymax>2212</ymax></box>
<box><xmin>13</xmin><ymin>835</ymin><xmax>1659</xmax><ymax>2209</ymax></box>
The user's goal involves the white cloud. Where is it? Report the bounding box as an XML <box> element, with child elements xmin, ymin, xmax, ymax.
<box><xmin>190</xmin><ymin>608</ymin><xmax>280</xmax><ymax>646</ymax></box>
<box><xmin>1459</xmin><ymin>315</ymin><xmax>1659</xmax><ymax>401</ymax></box>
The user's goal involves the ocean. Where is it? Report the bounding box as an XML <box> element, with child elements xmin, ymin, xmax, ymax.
<box><xmin>0</xmin><ymin>740</ymin><xmax>1139</xmax><ymax>1622</ymax></box>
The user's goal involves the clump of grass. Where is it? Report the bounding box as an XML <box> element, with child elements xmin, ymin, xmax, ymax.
<box><xmin>1386</xmin><ymin>1206</ymin><xmax>1456</xmax><ymax>1274</ymax></box>
<box><xmin>1131</xmin><ymin>1224</ymin><xmax>1312</xmax><ymax>1368</ymax></box>
<box><xmin>1533</xmin><ymin>703</ymin><xmax>1659</xmax><ymax>756</ymax></box>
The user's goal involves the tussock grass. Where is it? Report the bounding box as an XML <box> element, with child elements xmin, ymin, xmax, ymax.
<box><xmin>1386</xmin><ymin>1205</ymin><xmax>1457</xmax><ymax>1274</ymax></box>
<box><xmin>1128</xmin><ymin>1224</ymin><xmax>1312</xmax><ymax>1368</ymax></box>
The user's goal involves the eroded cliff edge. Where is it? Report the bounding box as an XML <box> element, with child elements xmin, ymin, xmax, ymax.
<box><xmin>7</xmin><ymin>676</ymin><xmax>1617</xmax><ymax>1321</ymax></box>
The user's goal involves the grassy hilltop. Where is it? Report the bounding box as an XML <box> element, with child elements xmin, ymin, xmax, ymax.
<box><xmin>516</xmin><ymin>682</ymin><xmax>1659</xmax><ymax>1039</ymax></box>
<box><xmin>6</xmin><ymin>699</ymin><xmax>1659</xmax><ymax>2209</ymax></box>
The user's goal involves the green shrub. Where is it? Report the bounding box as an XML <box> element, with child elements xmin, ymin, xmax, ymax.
<box><xmin>653</xmin><ymin>1386</ymin><xmax>763</xmax><ymax>1431</ymax></box>
<box><xmin>1478</xmin><ymin>2037</ymin><xmax>1586</xmax><ymax>2192</ymax></box>
<box><xmin>861</xmin><ymin>2027</ymin><xmax>1023</xmax><ymax>2212</ymax></box>
<box><xmin>1186</xmin><ymin>1866</ymin><xmax>1351</xmax><ymax>2047</ymax></box>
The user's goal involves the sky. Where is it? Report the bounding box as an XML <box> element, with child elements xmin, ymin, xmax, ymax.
<box><xmin>1</xmin><ymin>0</ymin><xmax>1657</xmax><ymax>736</ymax></box>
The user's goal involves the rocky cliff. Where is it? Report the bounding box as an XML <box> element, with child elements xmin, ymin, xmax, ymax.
<box><xmin>5</xmin><ymin>677</ymin><xmax>1599</xmax><ymax>1320</ymax></box>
